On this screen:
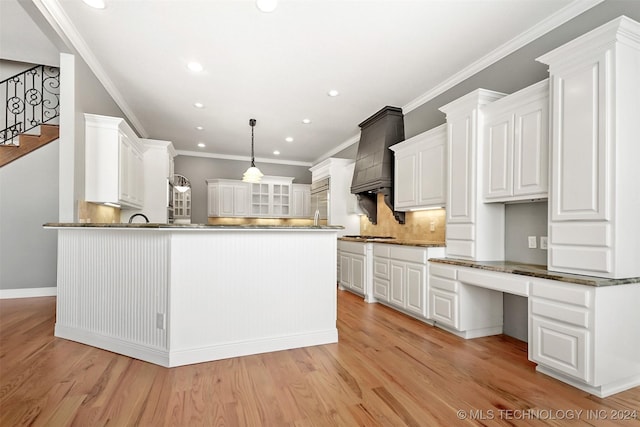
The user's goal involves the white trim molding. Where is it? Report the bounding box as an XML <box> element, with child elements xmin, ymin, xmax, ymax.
<box><xmin>402</xmin><ymin>0</ymin><xmax>605</xmax><ymax>114</ymax></box>
<box><xmin>176</xmin><ymin>150</ymin><xmax>312</xmax><ymax>167</ymax></box>
<box><xmin>0</xmin><ymin>287</ymin><xmax>57</xmax><ymax>299</ymax></box>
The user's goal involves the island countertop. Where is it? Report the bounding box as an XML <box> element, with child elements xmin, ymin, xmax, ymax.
<box><xmin>45</xmin><ymin>223</ymin><xmax>343</xmax><ymax>230</ymax></box>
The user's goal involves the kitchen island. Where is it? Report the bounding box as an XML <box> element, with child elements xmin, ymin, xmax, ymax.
<box><xmin>45</xmin><ymin>223</ymin><xmax>342</xmax><ymax>367</ymax></box>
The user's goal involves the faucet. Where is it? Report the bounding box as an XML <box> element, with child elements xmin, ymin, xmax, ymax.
<box><xmin>313</xmin><ymin>209</ymin><xmax>320</xmax><ymax>226</ymax></box>
<box><xmin>128</xmin><ymin>213</ymin><xmax>149</xmax><ymax>223</ymax></box>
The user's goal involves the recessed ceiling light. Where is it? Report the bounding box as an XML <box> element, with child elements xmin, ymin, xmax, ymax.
<box><xmin>82</xmin><ymin>0</ymin><xmax>105</xmax><ymax>9</ymax></box>
<box><xmin>302</xmin><ymin>118</ymin><xmax>311</xmax><ymax>124</ymax></box>
<box><xmin>285</xmin><ymin>137</ymin><xmax>293</xmax><ymax>142</ymax></box>
<box><xmin>256</xmin><ymin>0</ymin><xmax>278</xmax><ymax>13</ymax></box>
<box><xmin>327</xmin><ymin>89</ymin><xmax>340</xmax><ymax>97</ymax></box>
<box><xmin>273</xmin><ymin>150</ymin><xmax>280</xmax><ymax>155</ymax></box>
<box><xmin>194</xmin><ymin>102</ymin><xmax>204</xmax><ymax>108</ymax></box>
<box><xmin>195</xmin><ymin>126</ymin><xmax>204</xmax><ymax>130</ymax></box>
<box><xmin>187</xmin><ymin>62</ymin><xmax>203</xmax><ymax>72</ymax></box>
<box><xmin>197</xmin><ymin>142</ymin><xmax>205</xmax><ymax>148</ymax></box>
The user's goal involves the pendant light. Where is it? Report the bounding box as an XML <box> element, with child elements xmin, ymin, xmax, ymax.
<box><xmin>242</xmin><ymin>119</ymin><xmax>264</xmax><ymax>183</ymax></box>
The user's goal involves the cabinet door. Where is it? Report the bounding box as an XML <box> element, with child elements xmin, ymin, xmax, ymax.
<box><xmin>530</xmin><ymin>316</ymin><xmax>590</xmax><ymax>381</ymax></box>
<box><xmin>234</xmin><ymin>184</ymin><xmax>249</xmax><ymax>216</ymax></box>
<box><xmin>447</xmin><ymin>117</ymin><xmax>474</xmax><ymax>223</ymax></box>
<box><xmin>207</xmin><ymin>185</ymin><xmax>218</xmax><ymax>216</ymax></box>
<box><xmin>550</xmin><ymin>55</ymin><xmax>608</xmax><ymax>221</ymax></box>
<box><xmin>405</xmin><ymin>263</ymin><xmax>426</xmax><ymax>316</ymax></box>
<box><xmin>483</xmin><ymin>112</ymin><xmax>513</xmax><ymax>200</ymax></box>
<box><xmin>130</xmin><ymin>148</ymin><xmax>144</xmax><ymax>206</ymax></box>
<box><xmin>339</xmin><ymin>254</ymin><xmax>352</xmax><ymax>289</ymax></box>
<box><xmin>373</xmin><ymin>278</ymin><xmax>389</xmax><ymax>302</ymax></box>
<box><xmin>351</xmin><ymin>255</ymin><xmax>365</xmax><ymax>294</ymax></box>
<box><xmin>513</xmin><ymin>98</ymin><xmax>548</xmax><ymax>198</ymax></box>
<box><xmin>430</xmin><ymin>288</ymin><xmax>458</xmax><ymax>328</ymax></box>
<box><xmin>119</xmin><ymin>134</ymin><xmax>131</xmax><ymax>202</ymax></box>
<box><xmin>219</xmin><ymin>185</ymin><xmax>235</xmax><ymax>216</ymax></box>
<box><xmin>394</xmin><ymin>151</ymin><xmax>417</xmax><ymax>208</ymax></box>
<box><xmin>418</xmin><ymin>140</ymin><xmax>446</xmax><ymax>206</ymax></box>
<box><xmin>390</xmin><ymin>261</ymin><xmax>405</xmax><ymax>307</ymax></box>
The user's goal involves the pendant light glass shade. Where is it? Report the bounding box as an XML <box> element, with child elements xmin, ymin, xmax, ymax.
<box><xmin>242</xmin><ymin>119</ymin><xmax>263</xmax><ymax>183</ymax></box>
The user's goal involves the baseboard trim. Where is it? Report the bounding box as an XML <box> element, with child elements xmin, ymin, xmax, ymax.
<box><xmin>0</xmin><ymin>287</ymin><xmax>57</xmax><ymax>299</ymax></box>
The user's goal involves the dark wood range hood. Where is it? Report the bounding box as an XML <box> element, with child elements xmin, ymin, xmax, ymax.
<box><xmin>350</xmin><ymin>106</ymin><xmax>405</xmax><ymax>224</ymax></box>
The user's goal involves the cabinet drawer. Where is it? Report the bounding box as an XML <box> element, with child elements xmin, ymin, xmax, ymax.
<box><xmin>530</xmin><ymin>317</ymin><xmax>590</xmax><ymax>382</ymax></box>
<box><xmin>373</xmin><ymin>257</ymin><xmax>390</xmax><ymax>280</ymax></box>
<box><xmin>429</xmin><ymin>264</ymin><xmax>457</xmax><ymax>280</ymax></box>
<box><xmin>338</xmin><ymin>241</ymin><xmax>367</xmax><ymax>255</ymax></box>
<box><xmin>530</xmin><ymin>299</ymin><xmax>590</xmax><ymax>328</ymax></box>
<box><xmin>373</xmin><ymin>278</ymin><xmax>389</xmax><ymax>302</ymax></box>
<box><xmin>389</xmin><ymin>246</ymin><xmax>427</xmax><ymax>263</ymax></box>
<box><xmin>530</xmin><ymin>280</ymin><xmax>592</xmax><ymax>308</ymax></box>
<box><xmin>430</xmin><ymin>288</ymin><xmax>458</xmax><ymax>328</ymax></box>
<box><xmin>430</xmin><ymin>276</ymin><xmax>458</xmax><ymax>293</ymax></box>
<box><xmin>373</xmin><ymin>244</ymin><xmax>390</xmax><ymax>258</ymax></box>
<box><xmin>458</xmin><ymin>269</ymin><xmax>530</xmax><ymax>297</ymax></box>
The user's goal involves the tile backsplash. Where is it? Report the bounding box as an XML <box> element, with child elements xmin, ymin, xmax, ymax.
<box><xmin>78</xmin><ymin>200</ymin><xmax>120</xmax><ymax>223</ymax></box>
<box><xmin>360</xmin><ymin>193</ymin><xmax>445</xmax><ymax>242</ymax></box>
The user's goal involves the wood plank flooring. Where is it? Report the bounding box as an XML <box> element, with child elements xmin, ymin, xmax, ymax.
<box><xmin>1</xmin><ymin>290</ymin><xmax>638</xmax><ymax>426</ymax></box>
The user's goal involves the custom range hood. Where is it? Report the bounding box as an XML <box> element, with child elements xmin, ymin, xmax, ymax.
<box><xmin>351</xmin><ymin>106</ymin><xmax>405</xmax><ymax>224</ymax></box>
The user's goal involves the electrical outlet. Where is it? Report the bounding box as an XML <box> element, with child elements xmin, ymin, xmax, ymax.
<box><xmin>430</xmin><ymin>221</ymin><xmax>436</xmax><ymax>232</ymax></box>
<box><xmin>156</xmin><ymin>313</ymin><xmax>166</xmax><ymax>330</ymax></box>
<box><xmin>528</xmin><ymin>236</ymin><xmax>537</xmax><ymax>249</ymax></box>
<box><xmin>540</xmin><ymin>236</ymin><xmax>548</xmax><ymax>250</ymax></box>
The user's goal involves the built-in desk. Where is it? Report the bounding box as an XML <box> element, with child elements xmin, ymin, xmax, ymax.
<box><xmin>428</xmin><ymin>258</ymin><xmax>640</xmax><ymax>398</ymax></box>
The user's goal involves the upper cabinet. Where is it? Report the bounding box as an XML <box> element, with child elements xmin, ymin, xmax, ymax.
<box><xmin>250</xmin><ymin>176</ymin><xmax>293</xmax><ymax>217</ymax></box>
<box><xmin>207</xmin><ymin>179</ymin><xmax>250</xmax><ymax>217</ymax></box>
<box><xmin>390</xmin><ymin>124</ymin><xmax>447</xmax><ymax>211</ymax></box>
<box><xmin>482</xmin><ymin>79</ymin><xmax>549</xmax><ymax>203</ymax></box>
<box><xmin>85</xmin><ymin>114</ymin><xmax>145</xmax><ymax>209</ymax></box>
<box><xmin>291</xmin><ymin>184</ymin><xmax>311</xmax><ymax>218</ymax></box>
<box><xmin>439</xmin><ymin>90</ymin><xmax>506</xmax><ymax>260</ymax></box>
<box><xmin>537</xmin><ymin>16</ymin><xmax>640</xmax><ymax>279</ymax></box>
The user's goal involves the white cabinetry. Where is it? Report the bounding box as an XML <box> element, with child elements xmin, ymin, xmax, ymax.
<box><xmin>537</xmin><ymin>17</ymin><xmax>640</xmax><ymax>278</ymax></box>
<box><xmin>483</xmin><ymin>79</ymin><xmax>549</xmax><ymax>202</ymax></box>
<box><xmin>390</xmin><ymin>124</ymin><xmax>447</xmax><ymax>210</ymax></box>
<box><xmin>337</xmin><ymin>240</ymin><xmax>372</xmax><ymax>300</ymax></box>
<box><xmin>373</xmin><ymin>244</ymin><xmax>445</xmax><ymax>319</ymax></box>
<box><xmin>439</xmin><ymin>90</ymin><xmax>505</xmax><ymax>260</ymax></box>
<box><xmin>85</xmin><ymin>114</ymin><xmax>145</xmax><ymax>209</ymax></box>
<box><xmin>528</xmin><ymin>278</ymin><xmax>640</xmax><ymax>397</ymax></box>
<box><xmin>250</xmin><ymin>176</ymin><xmax>293</xmax><ymax>217</ymax></box>
<box><xmin>207</xmin><ymin>179</ymin><xmax>249</xmax><ymax>217</ymax></box>
<box><xmin>310</xmin><ymin>158</ymin><xmax>360</xmax><ymax>236</ymax></box>
<box><xmin>428</xmin><ymin>263</ymin><xmax>503</xmax><ymax>338</ymax></box>
<box><xmin>291</xmin><ymin>184</ymin><xmax>311</xmax><ymax>218</ymax></box>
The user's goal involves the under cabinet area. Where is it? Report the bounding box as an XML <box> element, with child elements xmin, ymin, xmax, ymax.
<box><xmin>85</xmin><ymin>114</ymin><xmax>145</xmax><ymax>208</ymax></box>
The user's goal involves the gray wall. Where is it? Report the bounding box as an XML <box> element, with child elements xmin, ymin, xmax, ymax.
<box><xmin>0</xmin><ymin>141</ymin><xmax>59</xmax><ymax>289</ymax></box>
<box><xmin>174</xmin><ymin>155</ymin><xmax>312</xmax><ymax>224</ymax></box>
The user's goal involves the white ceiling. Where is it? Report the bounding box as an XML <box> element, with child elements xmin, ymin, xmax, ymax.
<box><xmin>6</xmin><ymin>0</ymin><xmax>590</xmax><ymax>165</ymax></box>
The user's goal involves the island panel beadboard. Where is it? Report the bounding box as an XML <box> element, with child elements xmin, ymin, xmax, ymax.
<box><xmin>50</xmin><ymin>226</ymin><xmax>340</xmax><ymax>367</ymax></box>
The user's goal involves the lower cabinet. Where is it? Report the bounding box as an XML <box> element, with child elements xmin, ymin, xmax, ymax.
<box><xmin>337</xmin><ymin>241</ymin><xmax>372</xmax><ymax>300</ymax></box>
<box><xmin>373</xmin><ymin>243</ymin><xmax>445</xmax><ymax>320</ymax></box>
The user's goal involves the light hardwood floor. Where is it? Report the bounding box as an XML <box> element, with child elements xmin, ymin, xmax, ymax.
<box><xmin>1</xmin><ymin>290</ymin><xmax>638</xmax><ymax>426</ymax></box>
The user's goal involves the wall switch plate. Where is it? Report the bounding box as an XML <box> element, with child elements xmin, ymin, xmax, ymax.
<box><xmin>430</xmin><ymin>221</ymin><xmax>436</xmax><ymax>232</ymax></box>
<box><xmin>528</xmin><ymin>236</ymin><xmax>537</xmax><ymax>249</ymax></box>
<box><xmin>540</xmin><ymin>236</ymin><xmax>548</xmax><ymax>250</ymax></box>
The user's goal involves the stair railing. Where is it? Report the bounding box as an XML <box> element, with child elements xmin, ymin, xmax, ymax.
<box><xmin>1</xmin><ymin>65</ymin><xmax>60</xmax><ymax>146</ymax></box>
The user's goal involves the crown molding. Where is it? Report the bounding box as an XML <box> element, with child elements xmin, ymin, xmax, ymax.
<box><xmin>176</xmin><ymin>150</ymin><xmax>312</xmax><ymax>167</ymax></box>
<box><xmin>402</xmin><ymin>0</ymin><xmax>605</xmax><ymax>114</ymax></box>
<box><xmin>313</xmin><ymin>133</ymin><xmax>359</xmax><ymax>165</ymax></box>
<box><xmin>33</xmin><ymin>0</ymin><xmax>149</xmax><ymax>138</ymax></box>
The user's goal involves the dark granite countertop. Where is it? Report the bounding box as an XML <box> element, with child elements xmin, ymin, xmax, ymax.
<box><xmin>428</xmin><ymin>258</ymin><xmax>640</xmax><ymax>287</ymax></box>
<box><xmin>45</xmin><ymin>223</ymin><xmax>343</xmax><ymax>230</ymax></box>
<box><xmin>338</xmin><ymin>237</ymin><xmax>446</xmax><ymax>248</ymax></box>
